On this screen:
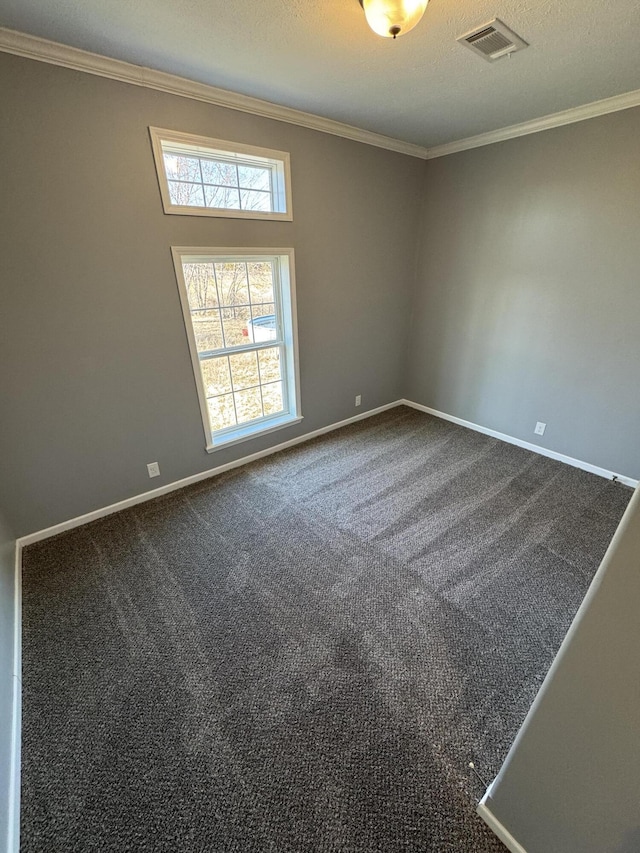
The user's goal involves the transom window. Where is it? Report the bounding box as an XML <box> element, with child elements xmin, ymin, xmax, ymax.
<box><xmin>151</xmin><ymin>128</ymin><xmax>292</xmax><ymax>221</ymax></box>
<box><xmin>172</xmin><ymin>248</ymin><xmax>301</xmax><ymax>451</ymax></box>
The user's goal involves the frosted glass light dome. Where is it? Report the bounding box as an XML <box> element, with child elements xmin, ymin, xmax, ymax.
<box><xmin>361</xmin><ymin>0</ymin><xmax>428</xmax><ymax>38</ymax></box>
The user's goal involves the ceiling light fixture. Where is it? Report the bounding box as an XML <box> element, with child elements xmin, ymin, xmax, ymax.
<box><xmin>359</xmin><ymin>0</ymin><xmax>428</xmax><ymax>39</ymax></box>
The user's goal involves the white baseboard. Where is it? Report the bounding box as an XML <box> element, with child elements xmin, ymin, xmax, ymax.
<box><xmin>7</xmin><ymin>543</ymin><xmax>22</xmax><ymax>853</ymax></box>
<box><xmin>18</xmin><ymin>398</ymin><xmax>637</xmax><ymax>549</ymax></box>
<box><xmin>11</xmin><ymin>399</ymin><xmax>634</xmax><ymax>853</ymax></box>
<box><xmin>17</xmin><ymin>401</ymin><xmax>404</xmax><ymax>547</ymax></box>
<box><xmin>11</xmin><ymin>402</ymin><xmax>405</xmax><ymax>846</ymax></box>
<box><xmin>401</xmin><ymin>400</ymin><xmax>638</xmax><ymax>489</ymax></box>
<box><xmin>477</xmin><ymin>789</ymin><xmax>528</xmax><ymax>853</ymax></box>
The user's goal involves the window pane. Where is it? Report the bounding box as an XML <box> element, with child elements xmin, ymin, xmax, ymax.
<box><xmin>220</xmin><ymin>306</ymin><xmax>251</xmax><ymax>348</ymax></box>
<box><xmin>164</xmin><ymin>154</ymin><xmax>201</xmax><ymax>181</ymax></box>
<box><xmin>262</xmin><ymin>381</ymin><xmax>284</xmax><ymax>416</ymax></box>
<box><xmin>173</xmin><ymin>246</ymin><xmax>297</xmax><ymax>447</ymax></box>
<box><xmin>247</xmin><ymin>261</ymin><xmax>274</xmax><ymax>305</ymax></box>
<box><xmin>234</xmin><ymin>387</ymin><xmax>263</xmax><ymax>424</ymax></box>
<box><xmin>183</xmin><ymin>263</ymin><xmax>219</xmax><ymax>310</ymax></box>
<box><xmin>192</xmin><ymin>310</ymin><xmax>224</xmax><ymax>352</ymax></box>
<box><xmin>201</xmin><ymin>356</ymin><xmax>232</xmax><ymax>396</ymax></box>
<box><xmin>200</xmin><ymin>159</ymin><xmax>237</xmax><ymax>186</ymax></box>
<box><xmin>215</xmin><ymin>263</ymin><xmax>250</xmax><ymax>307</ymax></box>
<box><xmin>248</xmin><ymin>303</ymin><xmax>277</xmax><ymax>343</ymax></box>
<box><xmin>204</xmin><ymin>185</ymin><xmax>241</xmax><ymax>210</ymax></box>
<box><xmin>237</xmin><ymin>165</ymin><xmax>271</xmax><ymax>192</ymax></box>
<box><xmin>168</xmin><ymin>181</ymin><xmax>204</xmax><ymax>207</ymax></box>
<box><xmin>154</xmin><ymin>132</ymin><xmax>290</xmax><ymax>220</ymax></box>
<box><xmin>229</xmin><ymin>351</ymin><xmax>260</xmax><ymax>391</ymax></box>
<box><xmin>258</xmin><ymin>347</ymin><xmax>282</xmax><ymax>384</ymax></box>
<box><xmin>208</xmin><ymin>394</ymin><xmax>237</xmax><ymax>432</ymax></box>
<box><xmin>240</xmin><ymin>189</ymin><xmax>271</xmax><ymax>212</ymax></box>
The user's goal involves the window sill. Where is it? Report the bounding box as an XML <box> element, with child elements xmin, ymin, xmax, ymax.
<box><xmin>205</xmin><ymin>414</ymin><xmax>303</xmax><ymax>453</ymax></box>
<box><xmin>162</xmin><ymin>204</ymin><xmax>293</xmax><ymax>222</ymax></box>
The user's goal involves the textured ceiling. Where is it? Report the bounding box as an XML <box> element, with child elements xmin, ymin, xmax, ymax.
<box><xmin>1</xmin><ymin>0</ymin><xmax>639</xmax><ymax>148</ymax></box>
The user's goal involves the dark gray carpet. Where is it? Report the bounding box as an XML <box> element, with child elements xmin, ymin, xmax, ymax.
<box><xmin>21</xmin><ymin>406</ymin><xmax>631</xmax><ymax>852</ymax></box>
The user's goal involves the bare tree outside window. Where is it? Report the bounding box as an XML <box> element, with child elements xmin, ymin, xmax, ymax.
<box><xmin>164</xmin><ymin>153</ymin><xmax>273</xmax><ymax>213</ymax></box>
<box><xmin>179</xmin><ymin>257</ymin><xmax>288</xmax><ymax>432</ymax></box>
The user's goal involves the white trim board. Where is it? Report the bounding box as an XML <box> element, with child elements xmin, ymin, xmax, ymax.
<box><xmin>426</xmin><ymin>88</ymin><xmax>640</xmax><ymax>159</ymax></box>
<box><xmin>0</xmin><ymin>28</ymin><xmax>426</xmax><ymax>160</ymax></box>
<box><xmin>401</xmin><ymin>400</ymin><xmax>639</xmax><ymax>488</ymax></box>
<box><xmin>10</xmin><ymin>400</ymin><xmax>635</xmax><ymax>852</ymax></box>
<box><xmin>17</xmin><ymin>398</ymin><xmax>638</xmax><ymax>547</ymax></box>
<box><xmin>2</xmin><ymin>28</ymin><xmax>640</xmax><ymax>162</ymax></box>
<box><xmin>17</xmin><ymin>402</ymin><xmax>403</xmax><ymax>547</ymax></box>
<box><xmin>7</xmin><ymin>542</ymin><xmax>22</xmax><ymax>853</ymax></box>
<box><xmin>477</xmin><ymin>790</ymin><xmax>528</xmax><ymax>853</ymax></box>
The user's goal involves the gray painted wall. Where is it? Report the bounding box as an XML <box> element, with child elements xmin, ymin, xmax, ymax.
<box><xmin>3</xmin><ymin>54</ymin><xmax>640</xmax><ymax>536</ymax></box>
<box><xmin>0</xmin><ymin>52</ymin><xmax>425</xmax><ymax>536</ymax></box>
<box><xmin>406</xmin><ymin>107</ymin><xmax>640</xmax><ymax>481</ymax></box>
<box><xmin>485</xmin><ymin>485</ymin><xmax>640</xmax><ymax>853</ymax></box>
<box><xmin>2</xmin><ymin>46</ymin><xmax>640</xmax><ymax>853</ymax></box>
<box><xmin>0</xmin><ymin>508</ymin><xmax>17</xmax><ymax>853</ymax></box>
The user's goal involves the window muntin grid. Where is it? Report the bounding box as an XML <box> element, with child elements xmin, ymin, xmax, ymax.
<box><xmin>180</xmin><ymin>256</ymin><xmax>291</xmax><ymax>439</ymax></box>
<box><xmin>150</xmin><ymin>128</ymin><xmax>292</xmax><ymax>221</ymax></box>
<box><xmin>164</xmin><ymin>151</ymin><xmax>274</xmax><ymax>213</ymax></box>
<box><xmin>202</xmin><ymin>348</ymin><xmax>285</xmax><ymax>432</ymax></box>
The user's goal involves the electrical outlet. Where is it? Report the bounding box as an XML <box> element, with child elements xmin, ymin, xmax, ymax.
<box><xmin>147</xmin><ymin>461</ymin><xmax>161</xmax><ymax>478</ymax></box>
<box><xmin>355</xmin><ymin>395</ymin><xmax>362</xmax><ymax>407</ymax></box>
<box><xmin>534</xmin><ymin>422</ymin><xmax>546</xmax><ymax>436</ymax></box>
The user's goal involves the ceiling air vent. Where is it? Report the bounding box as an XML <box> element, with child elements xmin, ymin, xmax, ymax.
<box><xmin>458</xmin><ymin>19</ymin><xmax>528</xmax><ymax>62</ymax></box>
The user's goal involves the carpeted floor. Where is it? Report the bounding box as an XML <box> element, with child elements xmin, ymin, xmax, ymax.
<box><xmin>21</xmin><ymin>406</ymin><xmax>631</xmax><ymax>852</ymax></box>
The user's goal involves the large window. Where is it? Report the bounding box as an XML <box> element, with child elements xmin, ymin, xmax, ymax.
<box><xmin>172</xmin><ymin>248</ymin><xmax>301</xmax><ymax>451</ymax></box>
<box><xmin>151</xmin><ymin>128</ymin><xmax>292</xmax><ymax>221</ymax></box>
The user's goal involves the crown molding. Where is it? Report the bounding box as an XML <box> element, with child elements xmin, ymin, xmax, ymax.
<box><xmin>0</xmin><ymin>27</ymin><xmax>429</xmax><ymax>160</ymax></box>
<box><xmin>425</xmin><ymin>88</ymin><xmax>640</xmax><ymax>159</ymax></box>
<box><xmin>2</xmin><ymin>27</ymin><xmax>640</xmax><ymax>162</ymax></box>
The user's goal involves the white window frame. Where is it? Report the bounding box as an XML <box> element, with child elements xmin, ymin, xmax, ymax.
<box><xmin>151</xmin><ymin>128</ymin><xmax>293</xmax><ymax>221</ymax></box>
<box><xmin>172</xmin><ymin>247</ymin><xmax>302</xmax><ymax>452</ymax></box>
